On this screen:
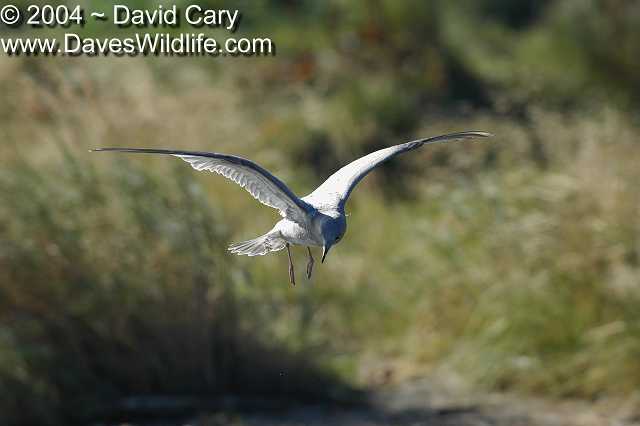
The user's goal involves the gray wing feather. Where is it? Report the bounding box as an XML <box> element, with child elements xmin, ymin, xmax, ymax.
<box><xmin>91</xmin><ymin>148</ymin><xmax>312</xmax><ymax>223</ymax></box>
<box><xmin>303</xmin><ymin>131</ymin><xmax>491</xmax><ymax>210</ymax></box>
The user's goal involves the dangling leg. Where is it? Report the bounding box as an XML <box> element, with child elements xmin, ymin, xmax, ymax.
<box><xmin>286</xmin><ymin>243</ymin><xmax>295</xmax><ymax>286</ymax></box>
<box><xmin>306</xmin><ymin>247</ymin><xmax>314</xmax><ymax>280</ymax></box>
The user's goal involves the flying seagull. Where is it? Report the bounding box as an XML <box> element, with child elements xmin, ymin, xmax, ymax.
<box><xmin>92</xmin><ymin>131</ymin><xmax>491</xmax><ymax>285</ymax></box>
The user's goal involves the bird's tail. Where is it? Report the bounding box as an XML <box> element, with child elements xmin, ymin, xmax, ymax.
<box><xmin>228</xmin><ymin>233</ymin><xmax>286</xmax><ymax>257</ymax></box>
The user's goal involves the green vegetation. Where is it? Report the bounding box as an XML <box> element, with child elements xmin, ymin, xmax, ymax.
<box><xmin>1</xmin><ymin>1</ymin><xmax>639</xmax><ymax>424</ymax></box>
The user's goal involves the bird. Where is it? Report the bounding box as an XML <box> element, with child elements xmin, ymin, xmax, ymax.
<box><xmin>92</xmin><ymin>131</ymin><xmax>491</xmax><ymax>285</ymax></box>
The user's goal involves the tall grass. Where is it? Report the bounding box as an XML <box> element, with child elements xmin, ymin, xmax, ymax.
<box><xmin>341</xmin><ymin>108</ymin><xmax>640</xmax><ymax>397</ymax></box>
<box><xmin>0</xmin><ymin>144</ymin><xmax>350</xmax><ymax>425</ymax></box>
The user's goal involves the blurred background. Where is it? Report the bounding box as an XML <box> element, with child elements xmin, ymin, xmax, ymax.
<box><xmin>1</xmin><ymin>0</ymin><xmax>640</xmax><ymax>425</ymax></box>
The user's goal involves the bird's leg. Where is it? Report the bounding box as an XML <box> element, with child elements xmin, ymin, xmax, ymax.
<box><xmin>306</xmin><ymin>247</ymin><xmax>314</xmax><ymax>280</ymax></box>
<box><xmin>286</xmin><ymin>243</ymin><xmax>295</xmax><ymax>286</ymax></box>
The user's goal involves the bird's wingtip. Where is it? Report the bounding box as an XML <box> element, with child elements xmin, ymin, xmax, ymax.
<box><xmin>90</xmin><ymin>148</ymin><xmax>121</xmax><ymax>153</ymax></box>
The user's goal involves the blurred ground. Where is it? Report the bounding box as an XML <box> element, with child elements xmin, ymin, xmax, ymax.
<box><xmin>112</xmin><ymin>370</ymin><xmax>640</xmax><ymax>426</ymax></box>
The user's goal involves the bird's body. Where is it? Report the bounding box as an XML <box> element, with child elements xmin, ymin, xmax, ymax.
<box><xmin>274</xmin><ymin>208</ymin><xmax>345</xmax><ymax>247</ymax></box>
<box><xmin>237</xmin><ymin>217</ymin><xmax>322</xmax><ymax>255</ymax></box>
<box><xmin>93</xmin><ymin>131</ymin><xmax>490</xmax><ymax>285</ymax></box>
<box><xmin>276</xmin><ymin>218</ymin><xmax>319</xmax><ymax>246</ymax></box>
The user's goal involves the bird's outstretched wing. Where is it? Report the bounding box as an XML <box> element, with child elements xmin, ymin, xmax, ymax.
<box><xmin>91</xmin><ymin>148</ymin><xmax>313</xmax><ymax>224</ymax></box>
<box><xmin>303</xmin><ymin>131</ymin><xmax>491</xmax><ymax>210</ymax></box>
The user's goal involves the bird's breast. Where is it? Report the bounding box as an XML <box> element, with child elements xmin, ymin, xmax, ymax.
<box><xmin>276</xmin><ymin>219</ymin><xmax>322</xmax><ymax>246</ymax></box>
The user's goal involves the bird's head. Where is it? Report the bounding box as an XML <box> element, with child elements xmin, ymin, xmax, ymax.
<box><xmin>318</xmin><ymin>213</ymin><xmax>347</xmax><ymax>263</ymax></box>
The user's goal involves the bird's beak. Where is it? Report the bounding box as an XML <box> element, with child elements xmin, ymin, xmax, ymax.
<box><xmin>321</xmin><ymin>245</ymin><xmax>331</xmax><ymax>263</ymax></box>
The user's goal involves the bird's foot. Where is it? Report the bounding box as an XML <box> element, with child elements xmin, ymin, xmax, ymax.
<box><xmin>289</xmin><ymin>262</ymin><xmax>296</xmax><ymax>286</ymax></box>
<box><xmin>286</xmin><ymin>243</ymin><xmax>296</xmax><ymax>286</ymax></box>
<box><xmin>306</xmin><ymin>258</ymin><xmax>314</xmax><ymax>280</ymax></box>
<box><xmin>306</xmin><ymin>247</ymin><xmax>314</xmax><ymax>280</ymax></box>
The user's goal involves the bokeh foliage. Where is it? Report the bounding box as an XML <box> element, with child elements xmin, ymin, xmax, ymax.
<box><xmin>1</xmin><ymin>0</ymin><xmax>640</xmax><ymax>424</ymax></box>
